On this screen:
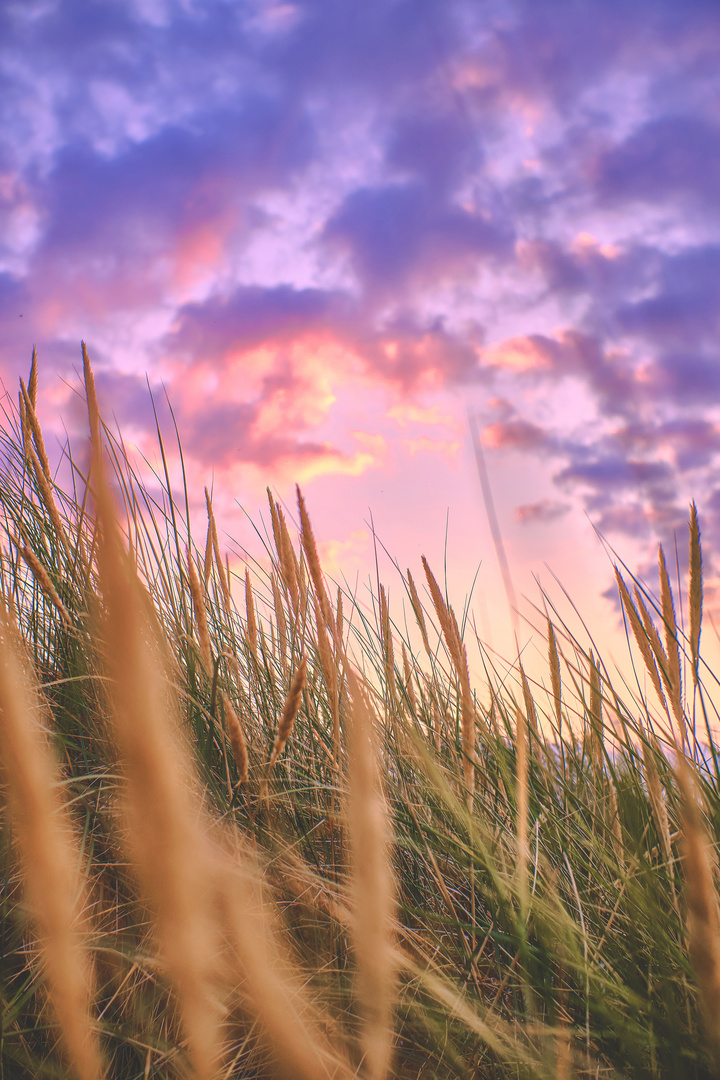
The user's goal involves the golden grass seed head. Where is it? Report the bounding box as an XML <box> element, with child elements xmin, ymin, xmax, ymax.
<box><xmin>547</xmin><ymin>619</ymin><xmax>563</xmax><ymax>734</ymax></box>
<box><xmin>297</xmin><ymin>486</ymin><xmax>334</xmax><ymax>635</ymax></box>
<box><xmin>28</xmin><ymin>346</ymin><xmax>38</xmax><ymax>409</ymax></box>
<box><xmin>19</xmin><ymin>544</ymin><xmax>72</xmax><ymax>628</ymax></box>
<box><xmin>245</xmin><ymin>568</ymin><xmax>258</xmax><ymax>658</ymax></box>
<box><xmin>615</xmin><ymin>567</ymin><xmax>667</xmax><ymax>715</ymax></box>
<box><xmin>0</xmin><ymin>604</ymin><xmax>102</xmax><ymax>1080</ymax></box>
<box><xmin>679</xmin><ymin>760</ymin><xmax>720</xmax><ymax>1065</ymax></box>
<box><xmin>406</xmin><ymin>569</ymin><xmax>431</xmax><ymax>658</ymax></box>
<box><xmin>222</xmin><ymin>692</ymin><xmax>249</xmax><ymax>785</ymax></box>
<box><xmin>269</xmin><ymin>657</ymin><xmax>307</xmax><ymax>772</ymax></box>
<box><xmin>187</xmin><ymin>548</ymin><xmax>213</xmax><ymax>677</ymax></box>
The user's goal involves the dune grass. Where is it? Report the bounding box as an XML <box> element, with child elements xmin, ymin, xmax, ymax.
<box><xmin>0</xmin><ymin>349</ymin><xmax>718</xmax><ymax>1078</ymax></box>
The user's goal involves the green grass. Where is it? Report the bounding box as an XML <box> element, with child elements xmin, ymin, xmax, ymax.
<box><xmin>0</xmin><ymin>353</ymin><xmax>718</xmax><ymax>1079</ymax></box>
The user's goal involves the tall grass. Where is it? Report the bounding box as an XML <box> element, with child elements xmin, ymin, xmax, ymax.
<box><xmin>0</xmin><ymin>349</ymin><xmax>718</xmax><ymax>1078</ymax></box>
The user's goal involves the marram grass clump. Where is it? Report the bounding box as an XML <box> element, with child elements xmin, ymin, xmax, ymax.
<box><xmin>0</xmin><ymin>348</ymin><xmax>719</xmax><ymax>1079</ymax></box>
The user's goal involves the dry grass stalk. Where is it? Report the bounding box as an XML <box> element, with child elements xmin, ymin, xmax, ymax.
<box><xmin>20</xmin><ymin>377</ymin><xmax>51</xmax><ymax>482</ymax></box>
<box><xmin>205</xmin><ymin>488</ymin><xmax>232</xmax><ymax>616</ymax></box>
<box><xmin>429</xmin><ymin>693</ymin><xmax>442</xmax><ymax>754</ymax></box>
<box><xmin>347</xmin><ymin>676</ymin><xmax>396</xmax><ymax>1080</ymax></box>
<box><xmin>268</xmin><ymin>491</ymin><xmax>300</xmax><ymax>613</ymax></box>
<box><xmin>421</xmin><ymin>556</ymin><xmax>460</xmax><ymax>664</ymax></box>
<box><xmin>589</xmin><ymin>651</ymin><xmax>603</xmax><ymax>770</ymax></box>
<box><xmin>19</xmin><ymin>543</ymin><xmax>73</xmax><ymax>628</ymax></box>
<box><xmin>401</xmin><ymin>642</ymin><xmax>417</xmax><ymax>712</ymax></box>
<box><xmin>455</xmin><ymin>633</ymin><xmax>476</xmax><ymax>797</ymax></box>
<box><xmin>642</xmin><ymin>733</ymin><xmax>673</xmax><ymax>875</ymax></box>
<box><xmin>297</xmin><ymin>486</ymin><xmax>334</xmax><ymax>635</ymax></box>
<box><xmin>547</xmin><ymin>619</ymin><xmax>563</xmax><ymax>738</ymax></box>
<box><xmin>336</xmin><ymin>587</ymin><xmax>343</xmax><ymax>644</ymax></box>
<box><xmin>203</xmin><ymin>512</ymin><xmax>213</xmax><ymax>589</ymax></box>
<box><xmin>515</xmin><ymin>705</ymin><xmax>529</xmax><ymax>925</ymax></box>
<box><xmin>222</xmin><ymin>692</ymin><xmax>249</xmax><ymax>785</ymax></box>
<box><xmin>20</xmin><ymin>420</ymin><xmax>72</xmax><ymax>560</ymax></box>
<box><xmin>658</xmin><ymin>544</ymin><xmax>686</xmax><ymax>746</ymax></box>
<box><xmin>633</xmin><ymin>586</ymin><xmax>669</xmax><ymax>678</ymax></box>
<box><xmin>315</xmin><ymin>597</ymin><xmax>339</xmax><ymax>765</ymax></box>
<box><xmin>379</xmin><ymin>585</ymin><xmax>396</xmax><ymax>701</ymax></box>
<box><xmin>269</xmin><ymin>657</ymin><xmax>307</xmax><ymax>772</ymax></box>
<box><xmin>245</xmin><ymin>568</ymin><xmax>258</xmax><ymax>659</ymax></box>
<box><xmin>187</xmin><ymin>548</ymin><xmax>213</xmax><ymax>676</ymax></box>
<box><xmin>0</xmin><ymin>605</ymin><xmax>101</xmax><ymax>1080</ymax></box>
<box><xmin>18</xmin><ymin>390</ymin><xmax>30</xmax><ymax>461</ymax></box>
<box><xmin>94</xmin><ymin>468</ymin><xmax>221</xmax><ymax>1080</ymax></box>
<box><xmin>218</xmin><ymin>841</ymin><xmax>349</xmax><ymax>1080</ymax></box>
<box><xmin>421</xmin><ymin>558</ymin><xmax>476</xmax><ymax>792</ymax></box>
<box><xmin>272</xmin><ymin>571</ymin><xmax>288</xmax><ymax>669</ymax></box>
<box><xmin>406</xmin><ymin>570</ymin><xmax>431</xmax><ymax>659</ymax></box>
<box><xmin>678</xmin><ymin>759</ymin><xmax>720</xmax><ymax>1065</ymax></box>
<box><xmin>689</xmin><ymin>502</ymin><xmax>703</xmax><ymax>688</ymax></box>
<box><xmin>28</xmin><ymin>346</ymin><xmax>38</xmax><ymax>409</ymax></box>
<box><xmin>615</xmin><ymin>568</ymin><xmax>666</xmax><ymax>712</ymax></box>
<box><xmin>82</xmin><ymin>342</ymin><xmax>100</xmax><ymax>450</ymax></box>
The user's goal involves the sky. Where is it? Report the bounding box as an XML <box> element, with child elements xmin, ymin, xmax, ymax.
<box><xmin>2</xmin><ymin>0</ymin><xmax>720</xmax><ymax>678</ymax></box>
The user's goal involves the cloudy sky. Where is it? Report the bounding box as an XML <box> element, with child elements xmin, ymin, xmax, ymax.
<box><xmin>2</xmin><ymin>0</ymin><xmax>719</xmax><ymax>664</ymax></box>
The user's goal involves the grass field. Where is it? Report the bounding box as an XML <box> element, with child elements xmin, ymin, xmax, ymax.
<box><xmin>0</xmin><ymin>347</ymin><xmax>718</xmax><ymax>1079</ymax></box>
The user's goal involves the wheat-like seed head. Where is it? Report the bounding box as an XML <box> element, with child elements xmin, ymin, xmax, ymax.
<box><xmin>297</xmin><ymin>486</ymin><xmax>334</xmax><ymax>636</ymax></box>
<box><xmin>0</xmin><ymin>605</ymin><xmax>101</xmax><ymax>1080</ymax></box>
<box><xmin>616</xmin><ymin>568</ymin><xmax>667</xmax><ymax>717</ymax></box>
<box><xmin>658</xmin><ymin>544</ymin><xmax>685</xmax><ymax>744</ymax></box>
<box><xmin>20</xmin><ymin>378</ymin><xmax>51</xmax><ymax>482</ymax></box>
<box><xmin>642</xmin><ymin>732</ymin><xmax>673</xmax><ymax>873</ymax></box>
<box><xmin>406</xmin><ymin>569</ymin><xmax>431</xmax><ymax>659</ymax></box>
<box><xmin>217</xmin><ymin>834</ymin><xmax>350</xmax><ymax>1080</ymax></box>
<box><xmin>678</xmin><ymin>758</ymin><xmax>720</xmax><ymax>1066</ymax></box>
<box><xmin>187</xmin><ymin>549</ymin><xmax>213</xmax><ymax>676</ymax></box>
<box><xmin>19</xmin><ymin>543</ymin><xmax>72</xmax><ymax>628</ymax></box>
<box><xmin>421</xmin><ymin>556</ymin><xmax>460</xmax><ymax>666</ymax></box>
<box><xmin>28</xmin><ymin>346</ymin><xmax>38</xmax><ymax>409</ymax></box>
<box><xmin>81</xmin><ymin>342</ymin><xmax>100</xmax><ymax>450</ymax></box>
<box><xmin>347</xmin><ymin>675</ymin><xmax>396</xmax><ymax>1080</ymax></box>
<box><xmin>95</xmin><ymin>465</ymin><xmax>222</xmax><ymax>1080</ymax></box>
<box><xmin>269</xmin><ymin>657</ymin><xmax>307</xmax><ymax>772</ymax></box>
<box><xmin>314</xmin><ymin>597</ymin><xmax>339</xmax><ymax>765</ymax></box>
<box><xmin>222</xmin><ymin>692</ymin><xmax>249</xmax><ymax>785</ymax></box>
<box><xmin>272</xmin><ymin>571</ymin><xmax>288</xmax><ymax>670</ymax></box>
<box><xmin>244</xmin><ymin>568</ymin><xmax>258</xmax><ymax>660</ymax></box>
<box><xmin>401</xmin><ymin>642</ymin><xmax>417</xmax><ymax>713</ymax></box>
<box><xmin>547</xmin><ymin>619</ymin><xmax>563</xmax><ymax>736</ymax></box>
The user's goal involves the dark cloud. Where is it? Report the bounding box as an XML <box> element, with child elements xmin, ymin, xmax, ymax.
<box><xmin>556</xmin><ymin>455</ymin><xmax>672</xmax><ymax>494</ymax></box>
<box><xmin>616</xmin><ymin>245</ymin><xmax>720</xmax><ymax>347</ymax></box>
<box><xmin>323</xmin><ymin>181</ymin><xmax>511</xmax><ymax>294</ymax></box>
<box><xmin>647</xmin><ymin>352</ymin><xmax>720</xmax><ymax>405</ymax></box>
<box><xmin>594</xmin><ymin>116</ymin><xmax>720</xmax><ymax>208</ymax></box>
<box><xmin>37</xmin><ymin>100</ymin><xmax>314</xmax><ymax>260</ymax></box>
<box><xmin>166</xmin><ymin>284</ymin><xmax>349</xmax><ymax>358</ymax></box>
<box><xmin>385</xmin><ymin>110</ymin><xmax>483</xmax><ymax>197</ymax></box>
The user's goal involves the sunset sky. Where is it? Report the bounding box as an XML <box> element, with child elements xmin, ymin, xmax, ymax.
<box><xmin>2</xmin><ymin>0</ymin><xmax>720</xmax><ymax>671</ymax></box>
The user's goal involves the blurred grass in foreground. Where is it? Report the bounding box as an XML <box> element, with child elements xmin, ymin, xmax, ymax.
<box><xmin>0</xmin><ymin>347</ymin><xmax>719</xmax><ymax>1079</ymax></box>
